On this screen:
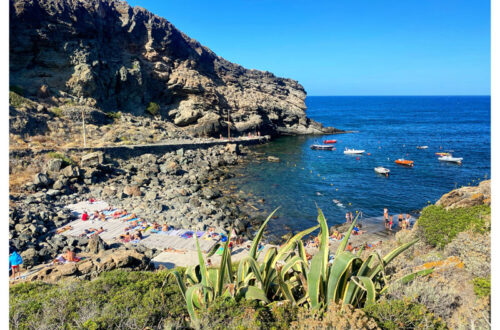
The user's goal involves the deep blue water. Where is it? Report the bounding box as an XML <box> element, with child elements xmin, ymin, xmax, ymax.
<box><xmin>228</xmin><ymin>96</ymin><xmax>491</xmax><ymax>235</ymax></box>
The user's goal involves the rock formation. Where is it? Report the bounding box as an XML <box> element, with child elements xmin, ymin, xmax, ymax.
<box><xmin>10</xmin><ymin>0</ymin><xmax>341</xmax><ymax>137</ymax></box>
<box><xmin>436</xmin><ymin>180</ymin><xmax>490</xmax><ymax>210</ymax></box>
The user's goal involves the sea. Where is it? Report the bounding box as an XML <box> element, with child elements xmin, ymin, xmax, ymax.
<box><xmin>226</xmin><ymin>96</ymin><xmax>491</xmax><ymax>236</ymax></box>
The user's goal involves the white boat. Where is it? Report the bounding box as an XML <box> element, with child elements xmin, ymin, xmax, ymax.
<box><xmin>374</xmin><ymin>166</ymin><xmax>390</xmax><ymax>175</ymax></box>
<box><xmin>438</xmin><ymin>155</ymin><xmax>463</xmax><ymax>164</ymax></box>
<box><xmin>416</xmin><ymin>145</ymin><xmax>428</xmax><ymax>149</ymax></box>
<box><xmin>344</xmin><ymin>148</ymin><xmax>365</xmax><ymax>154</ymax></box>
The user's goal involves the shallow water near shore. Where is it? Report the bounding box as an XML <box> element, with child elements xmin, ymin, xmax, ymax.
<box><xmin>227</xmin><ymin>96</ymin><xmax>491</xmax><ymax>237</ymax></box>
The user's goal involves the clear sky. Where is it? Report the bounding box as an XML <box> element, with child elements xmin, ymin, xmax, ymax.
<box><xmin>128</xmin><ymin>0</ymin><xmax>490</xmax><ymax>96</ymax></box>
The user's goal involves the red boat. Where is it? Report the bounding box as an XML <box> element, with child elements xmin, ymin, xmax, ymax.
<box><xmin>323</xmin><ymin>139</ymin><xmax>337</xmax><ymax>144</ymax></box>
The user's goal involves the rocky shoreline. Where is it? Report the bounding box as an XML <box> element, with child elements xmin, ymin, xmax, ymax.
<box><xmin>9</xmin><ymin>143</ymin><xmax>266</xmax><ymax>270</ymax></box>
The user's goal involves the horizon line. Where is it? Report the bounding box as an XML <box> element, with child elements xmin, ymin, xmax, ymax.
<box><xmin>307</xmin><ymin>94</ymin><xmax>491</xmax><ymax>97</ymax></box>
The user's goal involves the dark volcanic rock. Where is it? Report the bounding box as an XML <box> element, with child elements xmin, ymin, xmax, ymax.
<box><xmin>9</xmin><ymin>0</ymin><xmax>341</xmax><ymax>137</ymax></box>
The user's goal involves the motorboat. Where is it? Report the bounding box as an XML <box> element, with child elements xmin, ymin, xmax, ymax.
<box><xmin>416</xmin><ymin>146</ymin><xmax>428</xmax><ymax>149</ymax></box>
<box><xmin>374</xmin><ymin>166</ymin><xmax>390</xmax><ymax>175</ymax></box>
<box><xmin>438</xmin><ymin>155</ymin><xmax>463</xmax><ymax>164</ymax></box>
<box><xmin>323</xmin><ymin>139</ymin><xmax>337</xmax><ymax>144</ymax></box>
<box><xmin>310</xmin><ymin>144</ymin><xmax>334</xmax><ymax>150</ymax></box>
<box><xmin>435</xmin><ymin>152</ymin><xmax>451</xmax><ymax>156</ymax></box>
<box><xmin>344</xmin><ymin>148</ymin><xmax>365</xmax><ymax>154</ymax></box>
<box><xmin>395</xmin><ymin>159</ymin><xmax>414</xmax><ymax>167</ymax></box>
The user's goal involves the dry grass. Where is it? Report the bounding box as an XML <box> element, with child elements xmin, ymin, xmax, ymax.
<box><xmin>9</xmin><ymin>166</ymin><xmax>39</xmax><ymax>194</ymax></box>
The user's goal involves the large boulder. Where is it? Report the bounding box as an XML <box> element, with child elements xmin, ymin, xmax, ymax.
<box><xmin>123</xmin><ymin>185</ymin><xmax>142</xmax><ymax>197</ymax></box>
<box><xmin>86</xmin><ymin>235</ymin><xmax>107</xmax><ymax>254</ymax></box>
<box><xmin>20</xmin><ymin>248</ymin><xmax>38</xmax><ymax>269</ymax></box>
<box><xmin>436</xmin><ymin>180</ymin><xmax>491</xmax><ymax>210</ymax></box>
<box><xmin>33</xmin><ymin>173</ymin><xmax>50</xmax><ymax>186</ymax></box>
<box><xmin>46</xmin><ymin>158</ymin><xmax>63</xmax><ymax>172</ymax></box>
<box><xmin>80</xmin><ymin>151</ymin><xmax>104</xmax><ymax>167</ymax></box>
<box><xmin>62</xmin><ymin>165</ymin><xmax>80</xmax><ymax>178</ymax></box>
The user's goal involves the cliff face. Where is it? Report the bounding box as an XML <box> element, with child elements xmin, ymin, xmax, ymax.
<box><xmin>10</xmin><ymin>0</ymin><xmax>340</xmax><ymax>136</ymax></box>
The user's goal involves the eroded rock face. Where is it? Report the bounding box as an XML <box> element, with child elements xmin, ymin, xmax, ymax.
<box><xmin>10</xmin><ymin>0</ymin><xmax>341</xmax><ymax>136</ymax></box>
<box><xmin>436</xmin><ymin>180</ymin><xmax>491</xmax><ymax>210</ymax></box>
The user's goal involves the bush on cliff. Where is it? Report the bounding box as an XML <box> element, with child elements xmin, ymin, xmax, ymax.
<box><xmin>146</xmin><ymin>102</ymin><xmax>160</xmax><ymax>116</ymax></box>
<box><xmin>10</xmin><ymin>270</ymin><xmax>188</xmax><ymax>329</ymax></box>
<box><xmin>416</xmin><ymin>205</ymin><xmax>490</xmax><ymax>248</ymax></box>
<box><xmin>364</xmin><ymin>298</ymin><xmax>446</xmax><ymax>330</ymax></box>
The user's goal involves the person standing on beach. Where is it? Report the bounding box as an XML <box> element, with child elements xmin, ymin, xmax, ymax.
<box><xmin>9</xmin><ymin>248</ymin><xmax>23</xmax><ymax>280</ymax></box>
<box><xmin>398</xmin><ymin>213</ymin><xmax>403</xmax><ymax>227</ymax></box>
<box><xmin>406</xmin><ymin>213</ymin><xmax>411</xmax><ymax>229</ymax></box>
<box><xmin>388</xmin><ymin>215</ymin><xmax>393</xmax><ymax>231</ymax></box>
<box><xmin>345</xmin><ymin>212</ymin><xmax>350</xmax><ymax>223</ymax></box>
<box><xmin>350</xmin><ymin>212</ymin><xmax>354</xmax><ymax>223</ymax></box>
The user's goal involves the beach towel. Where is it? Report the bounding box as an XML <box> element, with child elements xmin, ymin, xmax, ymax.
<box><xmin>168</xmin><ymin>229</ymin><xmax>182</xmax><ymax>236</ymax></box>
<box><xmin>126</xmin><ymin>218</ymin><xmax>140</xmax><ymax>222</ymax></box>
<box><xmin>196</xmin><ymin>231</ymin><xmax>205</xmax><ymax>238</ymax></box>
<box><xmin>216</xmin><ymin>247</ymin><xmax>224</xmax><ymax>255</ymax></box>
<box><xmin>181</xmin><ymin>231</ymin><xmax>194</xmax><ymax>239</ymax></box>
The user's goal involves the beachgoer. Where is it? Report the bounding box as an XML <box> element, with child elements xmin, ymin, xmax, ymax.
<box><xmin>346</xmin><ymin>243</ymin><xmax>354</xmax><ymax>252</ymax></box>
<box><xmin>207</xmin><ymin>259</ymin><xmax>212</xmax><ymax>267</ymax></box>
<box><xmin>398</xmin><ymin>213</ymin><xmax>403</xmax><ymax>227</ymax></box>
<box><xmin>162</xmin><ymin>224</ymin><xmax>168</xmax><ymax>232</ymax></box>
<box><xmin>406</xmin><ymin>213</ymin><xmax>411</xmax><ymax>229</ymax></box>
<box><xmin>345</xmin><ymin>212</ymin><xmax>350</xmax><ymax>223</ymax></box>
<box><xmin>96</xmin><ymin>227</ymin><xmax>105</xmax><ymax>234</ymax></box>
<box><xmin>82</xmin><ymin>211</ymin><xmax>89</xmax><ymax>221</ymax></box>
<box><xmin>65</xmin><ymin>248</ymin><xmax>79</xmax><ymax>262</ymax></box>
<box><xmin>388</xmin><ymin>215</ymin><xmax>393</xmax><ymax>231</ymax></box>
<box><xmin>99</xmin><ymin>212</ymin><xmax>106</xmax><ymax>221</ymax></box>
<box><xmin>9</xmin><ymin>249</ymin><xmax>23</xmax><ymax>279</ymax></box>
<box><xmin>89</xmin><ymin>197</ymin><xmax>95</xmax><ymax>204</ymax></box>
<box><xmin>350</xmin><ymin>212</ymin><xmax>354</xmax><ymax>223</ymax></box>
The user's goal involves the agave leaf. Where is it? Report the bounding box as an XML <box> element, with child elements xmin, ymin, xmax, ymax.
<box><xmin>277</xmin><ymin>268</ymin><xmax>296</xmax><ymax>303</ymax></box>
<box><xmin>356</xmin><ymin>245</ymin><xmax>365</xmax><ymax>257</ymax></box>
<box><xmin>208</xmin><ymin>268</ymin><xmax>219</xmax><ymax>292</ymax></box>
<box><xmin>238</xmin><ymin>256</ymin><xmax>264</xmax><ymax>288</ymax></box>
<box><xmin>307</xmin><ymin>253</ymin><xmax>323</xmax><ymax>310</ymax></box>
<box><xmin>216</xmin><ymin>230</ymin><xmax>232</xmax><ymax>296</ymax></box>
<box><xmin>281</xmin><ymin>256</ymin><xmax>307</xmax><ymax>277</ymax></box>
<box><xmin>169</xmin><ymin>270</ymin><xmax>187</xmax><ymax>299</ymax></box>
<box><xmin>335</xmin><ymin>213</ymin><xmax>360</xmax><ymax>257</ymax></box>
<box><xmin>326</xmin><ymin>251</ymin><xmax>361</xmax><ymax>304</ymax></box>
<box><xmin>185</xmin><ymin>284</ymin><xmax>204</xmax><ymax>320</ymax></box>
<box><xmin>275</xmin><ymin>225</ymin><xmax>320</xmax><ymax>265</ymax></box>
<box><xmin>239</xmin><ymin>286</ymin><xmax>270</xmax><ymax>303</ymax></box>
<box><xmin>369</xmin><ymin>239</ymin><xmax>419</xmax><ymax>279</ymax></box>
<box><xmin>206</xmin><ymin>243</ymin><xmax>221</xmax><ymax>258</ymax></box>
<box><xmin>195</xmin><ymin>235</ymin><xmax>209</xmax><ymax>290</ymax></box>
<box><xmin>351</xmin><ymin>276</ymin><xmax>377</xmax><ymax>307</ymax></box>
<box><xmin>249</xmin><ymin>207</ymin><xmax>280</xmax><ymax>259</ymax></box>
<box><xmin>341</xmin><ymin>280</ymin><xmax>359</xmax><ymax>306</ymax></box>
<box><xmin>356</xmin><ymin>254</ymin><xmax>375</xmax><ymax>277</ymax></box>
<box><xmin>185</xmin><ymin>266</ymin><xmax>199</xmax><ymax>285</ymax></box>
<box><xmin>379</xmin><ymin>268</ymin><xmax>434</xmax><ymax>295</ymax></box>
<box><xmin>317</xmin><ymin>208</ymin><xmax>330</xmax><ymax>280</ymax></box>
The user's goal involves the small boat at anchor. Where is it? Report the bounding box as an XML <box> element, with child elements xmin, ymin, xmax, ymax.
<box><xmin>435</xmin><ymin>152</ymin><xmax>451</xmax><ymax>156</ymax></box>
<box><xmin>323</xmin><ymin>139</ymin><xmax>337</xmax><ymax>144</ymax></box>
<box><xmin>416</xmin><ymin>146</ymin><xmax>428</xmax><ymax>149</ymax></box>
<box><xmin>438</xmin><ymin>155</ymin><xmax>463</xmax><ymax>164</ymax></box>
<box><xmin>395</xmin><ymin>159</ymin><xmax>414</xmax><ymax>167</ymax></box>
<box><xmin>310</xmin><ymin>144</ymin><xmax>334</xmax><ymax>150</ymax></box>
<box><xmin>344</xmin><ymin>148</ymin><xmax>365</xmax><ymax>154</ymax></box>
<box><xmin>374</xmin><ymin>166</ymin><xmax>390</xmax><ymax>175</ymax></box>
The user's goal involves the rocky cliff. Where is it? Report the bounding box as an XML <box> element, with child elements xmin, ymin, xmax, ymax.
<box><xmin>10</xmin><ymin>0</ymin><xmax>340</xmax><ymax>137</ymax></box>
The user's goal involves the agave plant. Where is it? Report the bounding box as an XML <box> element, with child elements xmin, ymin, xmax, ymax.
<box><xmin>302</xmin><ymin>208</ymin><xmax>433</xmax><ymax>311</ymax></box>
<box><xmin>172</xmin><ymin>207</ymin><xmax>432</xmax><ymax>319</ymax></box>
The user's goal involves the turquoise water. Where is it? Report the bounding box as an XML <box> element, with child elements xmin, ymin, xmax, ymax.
<box><xmin>229</xmin><ymin>96</ymin><xmax>491</xmax><ymax>235</ymax></box>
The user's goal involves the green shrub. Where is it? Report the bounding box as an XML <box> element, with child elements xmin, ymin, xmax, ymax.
<box><xmin>47</xmin><ymin>152</ymin><xmax>75</xmax><ymax>166</ymax></box>
<box><xmin>105</xmin><ymin>111</ymin><xmax>121</xmax><ymax>120</ymax></box>
<box><xmin>146</xmin><ymin>102</ymin><xmax>160</xmax><ymax>116</ymax></box>
<box><xmin>9</xmin><ymin>91</ymin><xmax>33</xmax><ymax>108</ymax></box>
<box><xmin>364</xmin><ymin>298</ymin><xmax>447</xmax><ymax>330</ymax></box>
<box><xmin>49</xmin><ymin>107</ymin><xmax>63</xmax><ymax>117</ymax></box>
<box><xmin>417</xmin><ymin>205</ymin><xmax>490</xmax><ymax>248</ymax></box>
<box><xmin>9</xmin><ymin>270</ymin><xmax>188</xmax><ymax>329</ymax></box>
<box><xmin>473</xmin><ymin>277</ymin><xmax>490</xmax><ymax>297</ymax></box>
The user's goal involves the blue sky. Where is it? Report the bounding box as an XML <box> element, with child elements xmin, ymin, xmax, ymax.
<box><xmin>128</xmin><ymin>1</ymin><xmax>490</xmax><ymax>96</ymax></box>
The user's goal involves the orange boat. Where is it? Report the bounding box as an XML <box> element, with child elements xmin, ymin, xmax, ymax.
<box><xmin>395</xmin><ymin>159</ymin><xmax>414</xmax><ymax>167</ymax></box>
<box><xmin>323</xmin><ymin>139</ymin><xmax>337</xmax><ymax>144</ymax></box>
<box><xmin>435</xmin><ymin>152</ymin><xmax>450</xmax><ymax>156</ymax></box>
